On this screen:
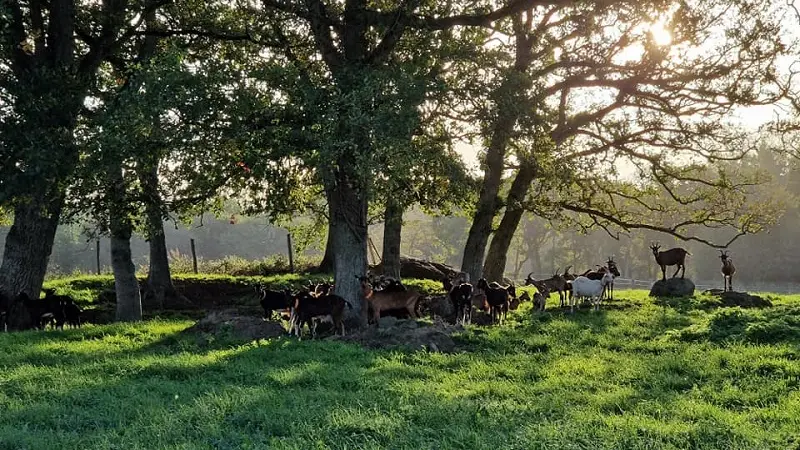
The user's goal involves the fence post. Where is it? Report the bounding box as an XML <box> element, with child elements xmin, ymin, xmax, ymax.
<box><xmin>96</xmin><ymin>239</ymin><xmax>101</xmax><ymax>275</ymax></box>
<box><xmin>190</xmin><ymin>238</ymin><xmax>198</xmax><ymax>274</ymax></box>
<box><xmin>287</xmin><ymin>233</ymin><xmax>295</xmax><ymax>273</ymax></box>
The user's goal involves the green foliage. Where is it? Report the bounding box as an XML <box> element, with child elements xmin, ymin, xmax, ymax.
<box><xmin>1</xmin><ymin>289</ymin><xmax>800</xmax><ymax>448</ymax></box>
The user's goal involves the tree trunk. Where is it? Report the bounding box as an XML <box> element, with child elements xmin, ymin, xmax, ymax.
<box><xmin>381</xmin><ymin>198</ymin><xmax>404</xmax><ymax>279</ymax></box>
<box><xmin>318</xmin><ymin>220</ymin><xmax>335</xmax><ymax>274</ymax></box>
<box><xmin>139</xmin><ymin>162</ymin><xmax>177</xmax><ymax>309</ymax></box>
<box><xmin>460</xmin><ymin>28</ymin><xmax>535</xmax><ymax>282</ymax></box>
<box><xmin>111</xmin><ymin>234</ymin><xmax>141</xmax><ymax>322</ymax></box>
<box><xmin>0</xmin><ymin>196</ymin><xmax>63</xmax><ymax>299</ymax></box>
<box><xmin>460</xmin><ymin>122</ymin><xmax>512</xmax><ymax>281</ymax></box>
<box><xmin>327</xmin><ymin>173</ymin><xmax>369</xmax><ymax>328</ymax></box>
<box><xmin>109</xmin><ymin>163</ymin><xmax>142</xmax><ymax>322</ymax></box>
<box><xmin>483</xmin><ymin>162</ymin><xmax>537</xmax><ymax>282</ymax></box>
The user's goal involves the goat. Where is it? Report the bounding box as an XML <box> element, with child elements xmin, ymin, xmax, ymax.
<box><xmin>442</xmin><ymin>278</ymin><xmax>474</xmax><ymax>325</ymax></box>
<box><xmin>368</xmin><ymin>279</ymin><xmax>416</xmax><ymax>320</ymax></box>
<box><xmin>289</xmin><ymin>291</ymin><xmax>351</xmax><ymax>339</ymax></box>
<box><xmin>63</xmin><ymin>298</ymin><xmax>82</xmax><ymax>329</ymax></box>
<box><xmin>42</xmin><ymin>289</ymin><xmax>72</xmax><ymax>330</ymax></box>
<box><xmin>580</xmin><ymin>258</ymin><xmax>622</xmax><ymax>301</ymax></box>
<box><xmin>650</xmin><ymin>243</ymin><xmax>690</xmax><ymax>280</ymax></box>
<box><xmin>720</xmin><ymin>250</ymin><xmax>736</xmax><ymax>292</ymax></box>
<box><xmin>359</xmin><ymin>277</ymin><xmax>419</xmax><ymax>325</ymax></box>
<box><xmin>476</xmin><ymin>279</ymin><xmax>513</xmax><ymax>324</ymax></box>
<box><xmin>570</xmin><ymin>272</ymin><xmax>615</xmax><ymax>313</ymax></box>
<box><xmin>526</xmin><ymin>271</ymin><xmax>568</xmax><ymax>307</ymax></box>
<box><xmin>314</xmin><ymin>281</ymin><xmax>335</xmax><ymax>297</ymax></box>
<box><xmin>257</xmin><ymin>286</ymin><xmax>293</xmax><ymax>320</ymax></box>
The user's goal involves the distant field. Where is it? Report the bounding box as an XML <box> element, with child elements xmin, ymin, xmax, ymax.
<box><xmin>1</xmin><ymin>285</ymin><xmax>799</xmax><ymax>449</ymax></box>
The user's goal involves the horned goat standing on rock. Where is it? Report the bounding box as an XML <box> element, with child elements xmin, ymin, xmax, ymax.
<box><xmin>650</xmin><ymin>243</ymin><xmax>690</xmax><ymax>280</ymax></box>
<box><xmin>720</xmin><ymin>250</ymin><xmax>736</xmax><ymax>292</ymax></box>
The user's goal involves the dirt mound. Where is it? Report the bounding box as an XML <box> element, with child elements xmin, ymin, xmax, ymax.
<box><xmin>718</xmin><ymin>291</ymin><xmax>773</xmax><ymax>308</ymax></box>
<box><xmin>329</xmin><ymin>318</ymin><xmax>462</xmax><ymax>353</ymax></box>
<box><xmin>183</xmin><ymin>309</ymin><xmax>286</xmax><ymax>342</ymax></box>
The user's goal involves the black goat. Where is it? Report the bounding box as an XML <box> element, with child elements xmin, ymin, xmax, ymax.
<box><xmin>289</xmin><ymin>291</ymin><xmax>352</xmax><ymax>339</ymax></box>
<box><xmin>650</xmin><ymin>243</ymin><xmax>690</xmax><ymax>280</ymax></box>
<box><xmin>63</xmin><ymin>300</ymin><xmax>81</xmax><ymax>328</ymax></box>
<box><xmin>451</xmin><ymin>282</ymin><xmax>474</xmax><ymax>325</ymax></box>
<box><xmin>476</xmin><ymin>279</ymin><xmax>512</xmax><ymax>324</ymax></box>
<box><xmin>257</xmin><ymin>286</ymin><xmax>292</xmax><ymax>320</ymax></box>
<box><xmin>314</xmin><ymin>281</ymin><xmax>335</xmax><ymax>297</ymax></box>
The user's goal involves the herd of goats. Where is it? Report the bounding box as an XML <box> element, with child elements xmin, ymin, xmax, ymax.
<box><xmin>258</xmin><ymin>245</ymin><xmax>737</xmax><ymax>339</ymax></box>
<box><xmin>0</xmin><ymin>243</ymin><xmax>737</xmax><ymax>337</ymax></box>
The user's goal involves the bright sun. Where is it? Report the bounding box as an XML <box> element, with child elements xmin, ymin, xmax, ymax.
<box><xmin>650</xmin><ymin>20</ymin><xmax>673</xmax><ymax>46</ymax></box>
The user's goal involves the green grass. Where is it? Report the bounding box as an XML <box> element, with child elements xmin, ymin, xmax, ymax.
<box><xmin>2</xmin><ymin>289</ymin><xmax>800</xmax><ymax>449</ymax></box>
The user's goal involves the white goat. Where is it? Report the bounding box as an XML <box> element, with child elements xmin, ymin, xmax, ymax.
<box><xmin>570</xmin><ymin>272</ymin><xmax>615</xmax><ymax>313</ymax></box>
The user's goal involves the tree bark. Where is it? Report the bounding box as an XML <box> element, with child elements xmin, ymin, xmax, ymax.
<box><xmin>318</xmin><ymin>220</ymin><xmax>335</xmax><ymax>274</ymax></box>
<box><xmin>108</xmin><ymin>163</ymin><xmax>142</xmax><ymax>322</ymax></box>
<box><xmin>327</xmin><ymin>171</ymin><xmax>369</xmax><ymax>328</ymax></box>
<box><xmin>0</xmin><ymin>196</ymin><xmax>62</xmax><ymax>299</ymax></box>
<box><xmin>111</xmin><ymin>233</ymin><xmax>141</xmax><ymax>322</ymax></box>
<box><xmin>381</xmin><ymin>197</ymin><xmax>404</xmax><ymax>279</ymax></box>
<box><xmin>139</xmin><ymin>162</ymin><xmax>177</xmax><ymax>309</ymax></box>
<box><xmin>483</xmin><ymin>162</ymin><xmax>537</xmax><ymax>282</ymax></box>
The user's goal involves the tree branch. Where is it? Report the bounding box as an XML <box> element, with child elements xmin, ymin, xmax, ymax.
<box><xmin>558</xmin><ymin>202</ymin><xmax>747</xmax><ymax>248</ymax></box>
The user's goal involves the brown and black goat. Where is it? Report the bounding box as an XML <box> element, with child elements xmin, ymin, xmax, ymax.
<box><xmin>720</xmin><ymin>250</ymin><xmax>736</xmax><ymax>292</ymax></box>
<box><xmin>526</xmin><ymin>271</ymin><xmax>568</xmax><ymax>307</ymax></box>
<box><xmin>359</xmin><ymin>277</ymin><xmax>419</xmax><ymax>325</ymax></box>
<box><xmin>650</xmin><ymin>244</ymin><xmax>690</xmax><ymax>280</ymax></box>
<box><xmin>476</xmin><ymin>279</ymin><xmax>515</xmax><ymax>324</ymax></box>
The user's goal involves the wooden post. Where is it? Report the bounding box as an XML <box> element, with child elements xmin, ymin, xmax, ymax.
<box><xmin>190</xmin><ymin>238</ymin><xmax>198</xmax><ymax>274</ymax></box>
<box><xmin>287</xmin><ymin>233</ymin><xmax>295</xmax><ymax>273</ymax></box>
<box><xmin>96</xmin><ymin>239</ymin><xmax>101</xmax><ymax>275</ymax></box>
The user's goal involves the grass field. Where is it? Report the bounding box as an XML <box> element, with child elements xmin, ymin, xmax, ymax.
<box><xmin>2</xmin><ymin>287</ymin><xmax>800</xmax><ymax>449</ymax></box>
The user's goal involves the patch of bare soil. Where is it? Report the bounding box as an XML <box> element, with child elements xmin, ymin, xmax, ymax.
<box><xmin>182</xmin><ymin>309</ymin><xmax>286</xmax><ymax>343</ymax></box>
<box><xmin>328</xmin><ymin>318</ymin><xmax>463</xmax><ymax>353</ymax></box>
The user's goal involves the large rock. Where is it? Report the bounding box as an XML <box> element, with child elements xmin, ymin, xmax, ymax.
<box><xmin>649</xmin><ymin>278</ymin><xmax>695</xmax><ymax>297</ymax></box>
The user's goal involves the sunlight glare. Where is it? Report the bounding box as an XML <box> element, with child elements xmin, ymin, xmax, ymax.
<box><xmin>650</xmin><ymin>20</ymin><xmax>672</xmax><ymax>46</ymax></box>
